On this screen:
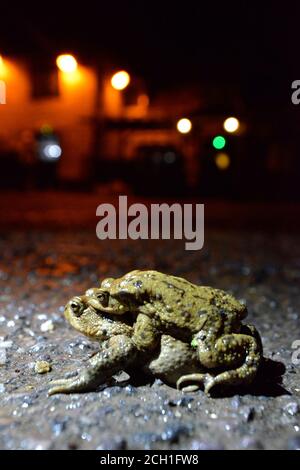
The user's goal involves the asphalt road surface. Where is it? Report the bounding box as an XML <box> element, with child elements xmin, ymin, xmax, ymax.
<box><xmin>0</xmin><ymin>229</ymin><xmax>299</xmax><ymax>450</ymax></box>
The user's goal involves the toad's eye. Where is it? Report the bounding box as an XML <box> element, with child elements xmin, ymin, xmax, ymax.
<box><xmin>70</xmin><ymin>300</ymin><xmax>84</xmax><ymax>317</ymax></box>
<box><xmin>96</xmin><ymin>291</ymin><xmax>109</xmax><ymax>306</ymax></box>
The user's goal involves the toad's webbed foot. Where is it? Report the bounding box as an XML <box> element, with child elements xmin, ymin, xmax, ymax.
<box><xmin>48</xmin><ymin>372</ymin><xmax>102</xmax><ymax>395</ymax></box>
<box><xmin>176</xmin><ymin>372</ymin><xmax>215</xmax><ymax>393</ymax></box>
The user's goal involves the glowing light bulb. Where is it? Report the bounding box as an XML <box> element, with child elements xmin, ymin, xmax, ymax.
<box><xmin>0</xmin><ymin>55</ymin><xmax>7</xmax><ymax>78</ymax></box>
<box><xmin>176</xmin><ymin>118</ymin><xmax>192</xmax><ymax>134</ymax></box>
<box><xmin>215</xmin><ymin>152</ymin><xmax>230</xmax><ymax>170</ymax></box>
<box><xmin>56</xmin><ymin>54</ymin><xmax>78</xmax><ymax>73</ymax></box>
<box><xmin>223</xmin><ymin>117</ymin><xmax>240</xmax><ymax>133</ymax></box>
<box><xmin>111</xmin><ymin>71</ymin><xmax>130</xmax><ymax>90</ymax></box>
<box><xmin>44</xmin><ymin>144</ymin><xmax>62</xmax><ymax>160</ymax></box>
<box><xmin>212</xmin><ymin>135</ymin><xmax>226</xmax><ymax>150</ymax></box>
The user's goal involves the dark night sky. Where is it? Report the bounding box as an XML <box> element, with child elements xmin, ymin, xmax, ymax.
<box><xmin>0</xmin><ymin>1</ymin><xmax>299</xmax><ymax>105</ymax></box>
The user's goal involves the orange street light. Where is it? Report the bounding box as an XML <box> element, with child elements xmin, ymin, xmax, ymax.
<box><xmin>0</xmin><ymin>55</ymin><xmax>6</xmax><ymax>78</ymax></box>
<box><xmin>176</xmin><ymin>118</ymin><xmax>192</xmax><ymax>134</ymax></box>
<box><xmin>56</xmin><ymin>54</ymin><xmax>78</xmax><ymax>73</ymax></box>
<box><xmin>111</xmin><ymin>70</ymin><xmax>130</xmax><ymax>90</ymax></box>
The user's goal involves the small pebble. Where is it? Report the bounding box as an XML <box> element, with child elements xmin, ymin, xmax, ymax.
<box><xmin>40</xmin><ymin>320</ymin><xmax>54</xmax><ymax>332</ymax></box>
<box><xmin>161</xmin><ymin>424</ymin><xmax>190</xmax><ymax>443</ymax></box>
<box><xmin>0</xmin><ymin>340</ymin><xmax>13</xmax><ymax>348</ymax></box>
<box><xmin>37</xmin><ymin>314</ymin><xmax>47</xmax><ymax>321</ymax></box>
<box><xmin>283</xmin><ymin>402</ymin><xmax>299</xmax><ymax>416</ymax></box>
<box><xmin>34</xmin><ymin>361</ymin><xmax>52</xmax><ymax>374</ymax></box>
<box><xmin>231</xmin><ymin>396</ymin><xmax>243</xmax><ymax>409</ymax></box>
<box><xmin>176</xmin><ymin>396</ymin><xmax>194</xmax><ymax>407</ymax></box>
<box><xmin>0</xmin><ymin>349</ymin><xmax>7</xmax><ymax>365</ymax></box>
<box><xmin>113</xmin><ymin>371</ymin><xmax>130</xmax><ymax>382</ymax></box>
<box><xmin>124</xmin><ymin>385</ymin><xmax>137</xmax><ymax>395</ymax></box>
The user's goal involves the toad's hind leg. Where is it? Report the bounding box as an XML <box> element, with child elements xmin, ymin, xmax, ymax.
<box><xmin>204</xmin><ymin>332</ymin><xmax>262</xmax><ymax>394</ymax></box>
<box><xmin>241</xmin><ymin>323</ymin><xmax>263</xmax><ymax>352</ymax></box>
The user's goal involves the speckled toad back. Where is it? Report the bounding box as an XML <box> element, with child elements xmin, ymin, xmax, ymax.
<box><xmin>48</xmin><ymin>270</ymin><xmax>263</xmax><ymax>396</ymax></box>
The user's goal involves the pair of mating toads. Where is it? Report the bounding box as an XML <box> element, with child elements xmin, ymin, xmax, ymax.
<box><xmin>48</xmin><ymin>270</ymin><xmax>263</xmax><ymax>396</ymax></box>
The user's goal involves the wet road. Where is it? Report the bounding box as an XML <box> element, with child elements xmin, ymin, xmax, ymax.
<box><xmin>0</xmin><ymin>230</ymin><xmax>299</xmax><ymax>449</ymax></box>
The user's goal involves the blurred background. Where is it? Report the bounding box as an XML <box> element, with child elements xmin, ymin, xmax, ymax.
<box><xmin>1</xmin><ymin>3</ymin><xmax>300</xmax><ymax>451</ymax></box>
<box><xmin>0</xmin><ymin>1</ymin><xmax>299</xmax><ymax>228</ymax></box>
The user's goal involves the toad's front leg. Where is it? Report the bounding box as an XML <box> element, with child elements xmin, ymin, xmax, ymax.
<box><xmin>48</xmin><ymin>335</ymin><xmax>137</xmax><ymax>395</ymax></box>
<box><xmin>132</xmin><ymin>313</ymin><xmax>161</xmax><ymax>351</ymax></box>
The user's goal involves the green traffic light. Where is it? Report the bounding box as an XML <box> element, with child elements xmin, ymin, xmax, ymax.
<box><xmin>212</xmin><ymin>135</ymin><xmax>226</xmax><ymax>150</ymax></box>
